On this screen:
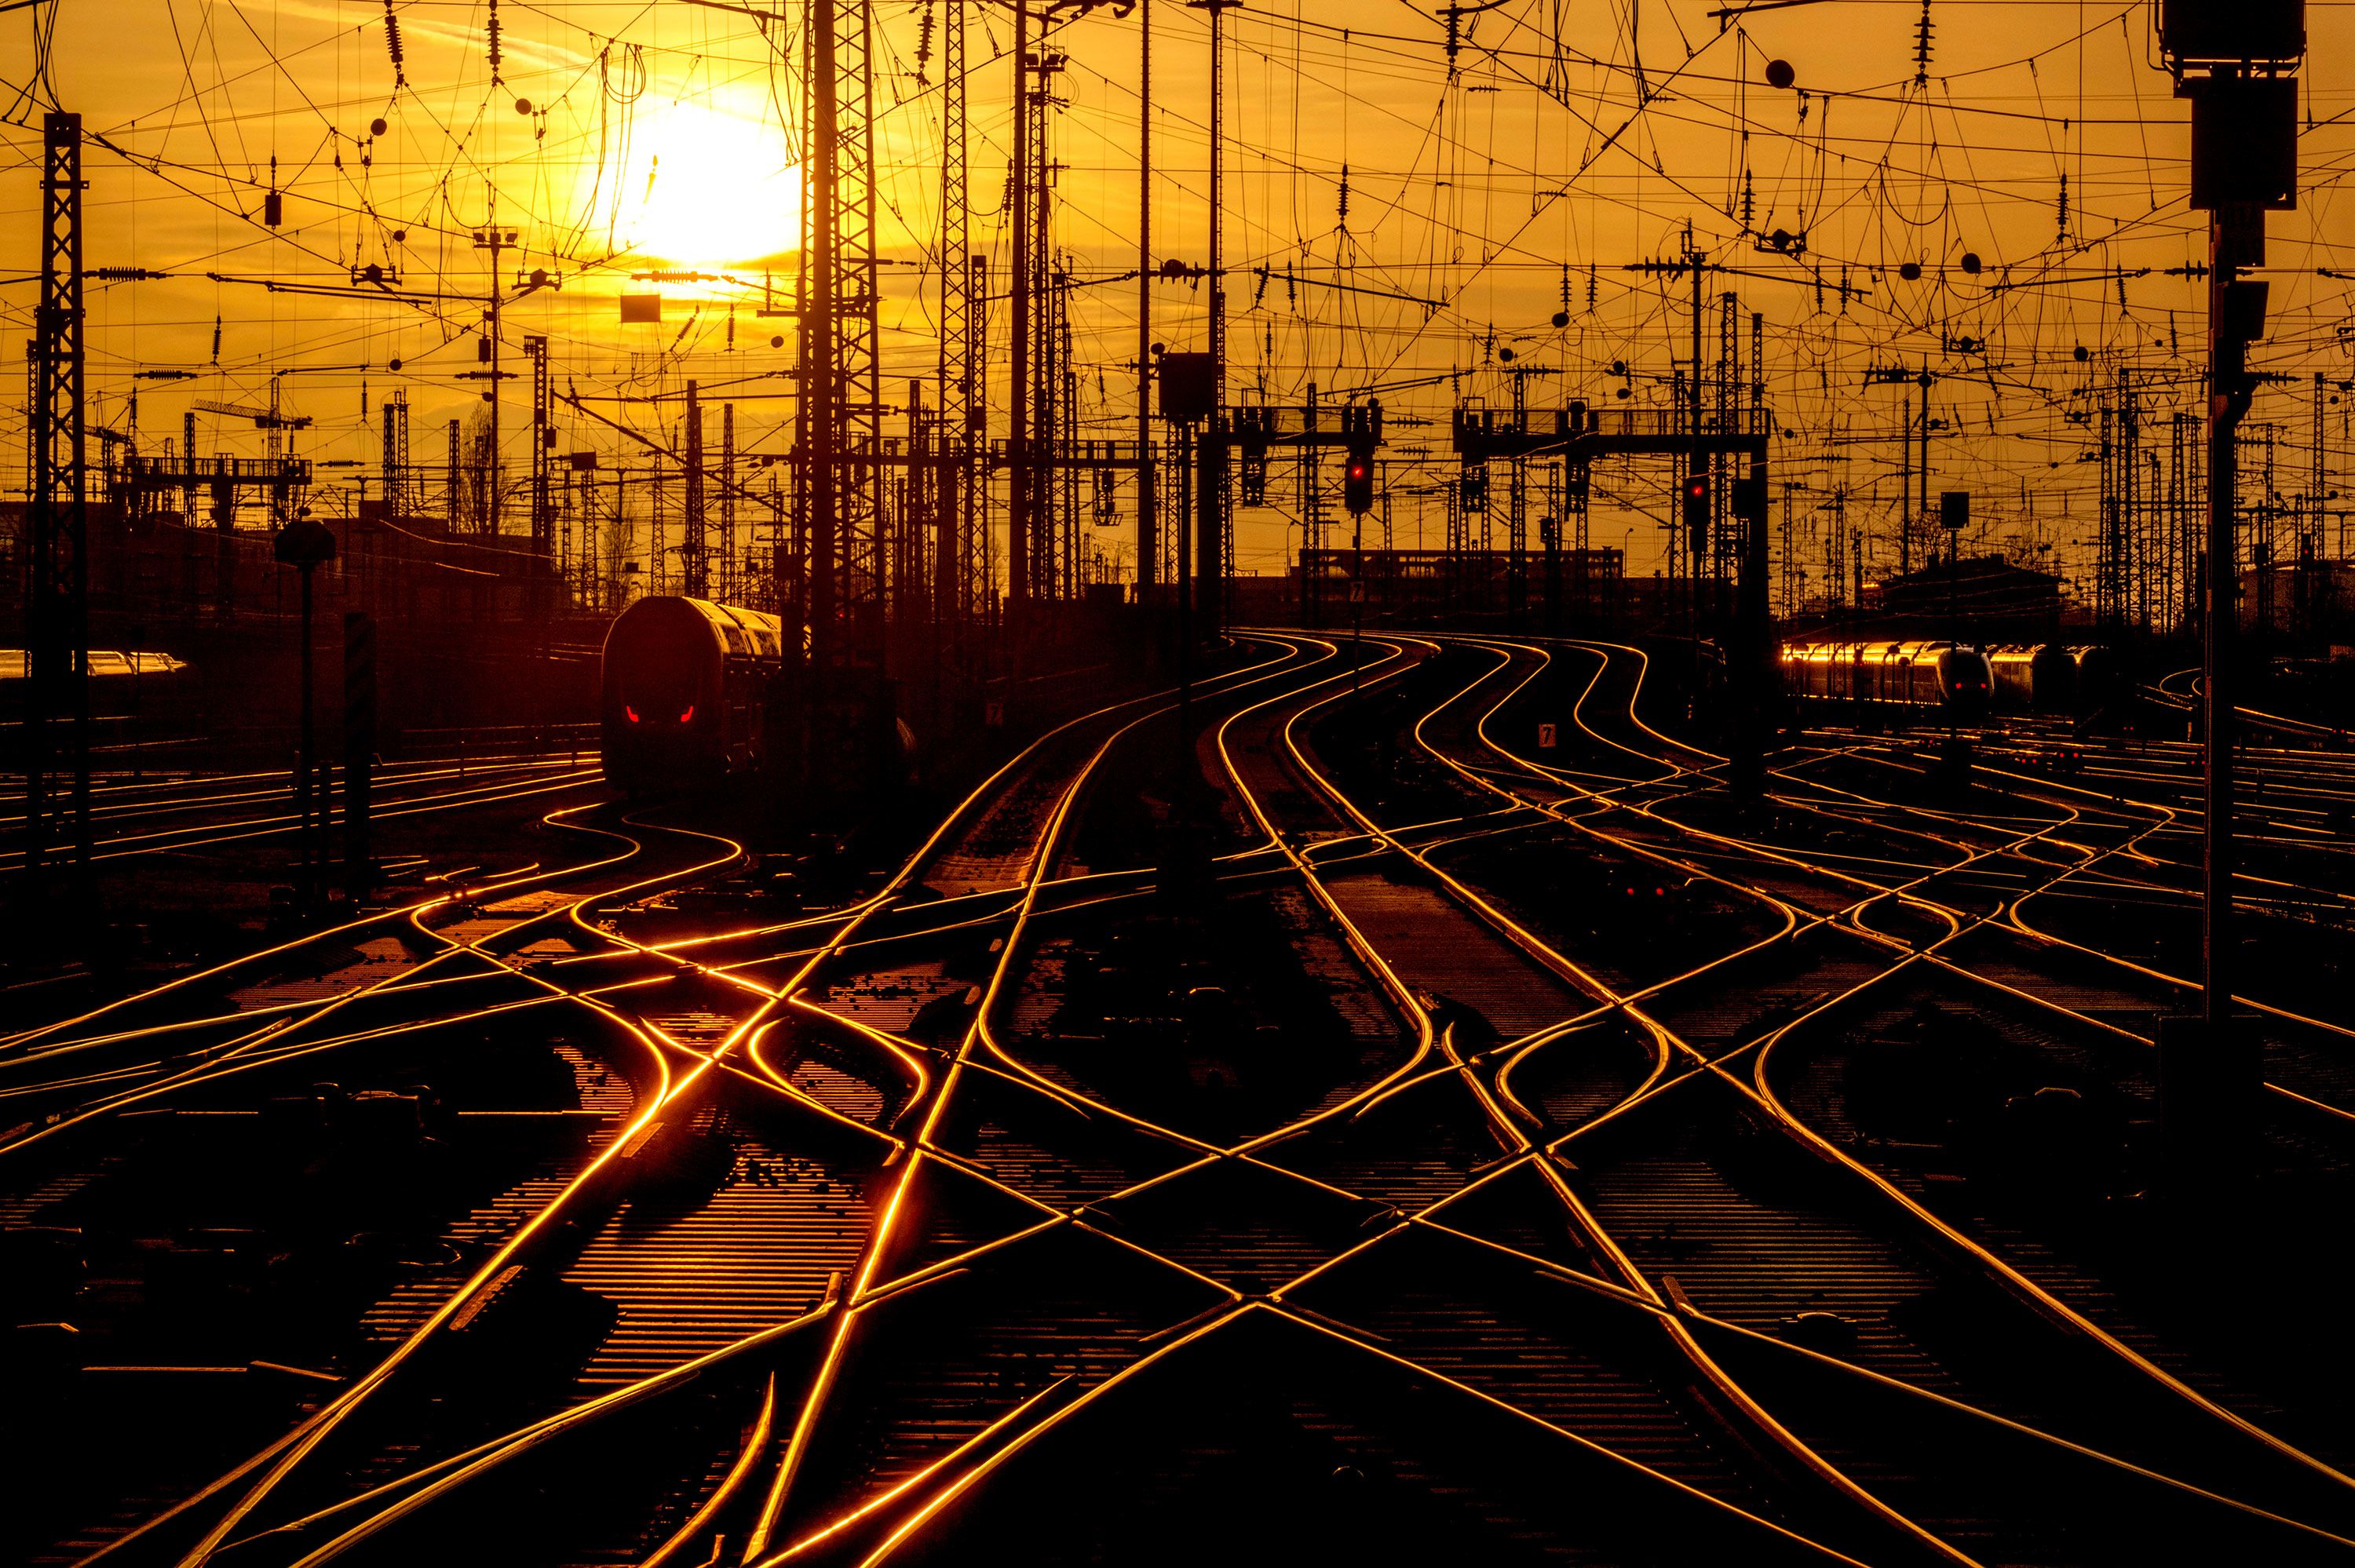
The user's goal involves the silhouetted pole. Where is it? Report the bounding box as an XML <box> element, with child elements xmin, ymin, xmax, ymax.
<box><xmin>344</xmin><ymin>611</ymin><xmax>376</xmax><ymax>899</ymax></box>
<box><xmin>2156</xmin><ymin>0</ymin><xmax>2303</xmax><ymax>1179</ymax></box>
<box><xmin>276</xmin><ymin>516</ymin><xmax>338</xmax><ymax>906</ymax></box>
<box><xmin>1006</xmin><ymin>0</ymin><xmax>1031</xmax><ymax>616</ymax></box>
<box><xmin>1189</xmin><ymin>0</ymin><xmax>1238</xmax><ymax>633</ymax></box>
<box><xmin>1136</xmin><ymin>0</ymin><xmax>1155</xmax><ymax>593</ymax></box>
<box><xmin>27</xmin><ymin>111</ymin><xmax>90</xmax><ymax>886</ymax></box>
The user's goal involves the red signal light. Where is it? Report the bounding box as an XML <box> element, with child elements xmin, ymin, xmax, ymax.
<box><xmin>677</xmin><ymin>706</ymin><xmax>695</xmax><ymax>724</ymax></box>
<box><xmin>624</xmin><ymin>705</ymin><xmax>640</xmax><ymax>724</ymax></box>
<box><xmin>1344</xmin><ymin>448</ymin><xmax>1376</xmax><ymax>515</ymax></box>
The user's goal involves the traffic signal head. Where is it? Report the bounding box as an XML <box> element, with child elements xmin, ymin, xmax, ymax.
<box><xmin>1345</xmin><ymin>451</ymin><xmax>1375</xmax><ymax>516</ymax></box>
<box><xmin>1681</xmin><ymin>473</ymin><xmax>1709</xmax><ymax>550</ymax></box>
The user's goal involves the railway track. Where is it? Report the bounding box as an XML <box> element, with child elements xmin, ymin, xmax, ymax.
<box><xmin>1381</xmin><ymin>633</ymin><xmax>2355</xmax><ymax>1526</ymax></box>
<box><xmin>12</xmin><ymin>629</ymin><xmax>2355</xmax><ymax>1564</ymax></box>
<box><xmin>0</xmin><ymin>747</ymin><xmax>607</xmax><ymax>873</ymax></box>
<box><xmin>1221</xmin><ymin>633</ymin><xmax>2355</xmax><ymax>1562</ymax></box>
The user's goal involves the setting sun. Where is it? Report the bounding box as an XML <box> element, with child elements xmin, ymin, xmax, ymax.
<box><xmin>618</xmin><ymin>100</ymin><xmax>801</xmax><ymax>269</ymax></box>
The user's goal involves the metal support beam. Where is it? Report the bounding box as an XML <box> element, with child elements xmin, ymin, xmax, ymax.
<box><xmin>683</xmin><ymin>379</ymin><xmax>706</xmax><ymax>598</ymax></box>
<box><xmin>25</xmin><ymin>110</ymin><xmax>89</xmax><ymax>879</ymax></box>
<box><xmin>526</xmin><ymin>334</ymin><xmax>551</xmax><ymax>553</ymax></box>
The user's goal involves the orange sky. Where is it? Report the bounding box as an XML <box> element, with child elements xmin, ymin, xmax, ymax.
<box><xmin>3</xmin><ymin>0</ymin><xmax>2351</xmax><ymax>592</ymax></box>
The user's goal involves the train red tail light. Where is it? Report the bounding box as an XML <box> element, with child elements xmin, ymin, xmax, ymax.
<box><xmin>624</xmin><ymin>705</ymin><xmax>641</xmax><ymax>724</ymax></box>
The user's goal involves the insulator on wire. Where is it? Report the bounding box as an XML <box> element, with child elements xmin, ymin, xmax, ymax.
<box><xmin>382</xmin><ymin>0</ymin><xmax>405</xmax><ymax>85</ymax></box>
<box><xmin>487</xmin><ymin>0</ymin><xmax>503</xmax><ymax>86</ymax></box>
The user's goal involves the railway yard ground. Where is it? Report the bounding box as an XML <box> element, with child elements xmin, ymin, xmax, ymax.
<box><xmin>0</xmin><ymin>732</ymin><xmax>625</xmax><ymax>1007</ymax></box>
<box><xmin>7</xmin><ymin>630</ymin><xmax>2355</xmax><ymax>1566</ymax></box>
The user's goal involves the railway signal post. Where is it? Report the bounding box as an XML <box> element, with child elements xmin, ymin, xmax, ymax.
<box><xmin>1940</xmin><ymin>490</ymin><xmax>1972</xmax><ymax>781</ymax></box>
<box><xmin>2159</xmin><ymin>0</ymin><xmax>2304</xmax><ymax>1180</ymax></box>
<box><xmin>275</xmin><ymin>516</ymin><xmax>338</xmax><ymax>907</ymax></box>
<box><xmin>344</xmin><ymin>612</ymin><xmax>377</xmax><ymax>899</ymax></box>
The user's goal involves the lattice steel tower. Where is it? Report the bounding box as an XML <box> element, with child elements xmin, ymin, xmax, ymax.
<box><xmin>936</xmin><ymin>0</ymin><xmax>984</xmax><ymax>625</ymax></box>
<box><xmin>798</xmin><ymin>0</ymin><xmax>886</xmax><ymax>666</ymax></box>
<box><xmin>25</xmin><ymin>111</ymin><xmax>90</xmax><ymax>875</ymax></box>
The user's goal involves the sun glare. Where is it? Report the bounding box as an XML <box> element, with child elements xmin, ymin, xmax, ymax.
<box><xmin>620</xmin><ymin>101</ymin><xmax>801</xmax><ymax>269</ymax></box>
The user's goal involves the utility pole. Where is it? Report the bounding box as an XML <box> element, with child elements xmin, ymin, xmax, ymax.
<box><xmin>26</xmin><ymin>111</ymin><xmax>89</xmax><ymax>881</ymax></box>
<box><xmin>1917</xmin><ymin>370</ymin><xmax>1933</xmax><ymax>581</ymax></box>
<box><xmin>1509</xmin><ymin>370</ymin><xmax>1528</xmax><ymax>624</ymax></box>
<box><xmin>1863</xmin><ymin>366</ymin><xmax>1929</xmax><ymax>584</ymax></box>
<box><xmin>1006</xmin><ymin>0</ymin><xmax>1033</xmax><ymax>616</ymax></box>
<box><xmin>721</xmin><ymin>402</ymin><xmax>737</xmax><ymax>602</ymax></box>
<box><xmin>1136</xmin><ymin>0</ymin><xmax>1156</xmax><ymax>593</ymax></box>
<box><xmin>467</xmin><ymin>216</ymin><xmax>517</xmax><ymax>534</ymax></box>
<box><xmin>1899</xmin><ymin>377</ymin><xmax>1915</xmax><ymax>578</ymax></box>
<box><xmin>937</xmin><ymin>0</ymin><xmax>977</xmax><ymax>632</ymax></box>
<box><xmin>525</xmin><ymin>334</ymin><xmax>551</xmax><ymax>556</ymax></box>
<box><xmin>1295</xmin><ymin>388</ymin><xmax>1317</xmax><ymax>624</ymax></box>
<box><xmin>793</xmin><ymin>0</ymin><xmax>884</xmax><ymax>680</ymax></box>
<box><xmin>379</xmin><ymin>393</ymin><xmax>407</xmax><ymax>518</ymax></box>
<box><xmin>275</xmin><ymin>517</ymin><xmax>337</xmax><ymax>906</ymax></box>
<box><xmin>2156</xmin><ymin>0</ymin><xmax>2304</xmax><ymax>1182</ymax></box>
<box><xmin>1626</xmin><ymin>238</ymin><xmax>1722</xmax><ymax>697</ymax></box>
<box><xmin>682</xmin><ymin>381</ymin><xmax>706</xmax><ymax>598</ymax></box>
<box><xmin>805</xmin><ymin>0</ymin><xmax>842</xmax><ymax>668</ymax></box>
<box><xmin>1190</xmin><ymin>0</ymin><xmax>1240</xmax><ymax>633</ymax></box>
<box><xmin>1687</xmin><ymin>228</ymin><xmax>1706</xmax><ymax>601</ymax></box>
<box><xmin>344</xmin><ymin>611</ymin><xmax>376</xmax><ymax>899</ymax></box>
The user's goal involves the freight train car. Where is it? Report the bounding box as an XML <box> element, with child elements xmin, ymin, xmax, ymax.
<box><xmin>600</xmin><ymin>596</ymin><xmax>789</xmax><ymax>794</ymax></box>
<box><xmin>1780</xmin><ymin>641</ymin><xmax>1994</xmax><ymax>718</ymax></box>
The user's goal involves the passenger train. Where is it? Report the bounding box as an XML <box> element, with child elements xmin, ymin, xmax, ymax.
<box><xmin>1</xmin><ymin>647</ymin><xmax>195</xmax><ymax>737</ymax></box>
<box><xmin>1984</xmin><ymin>644</ymin><xmax>2078</xmax><ymax>713</ymax></box>
<box><xmin>1780</xmin><ymin>641</ymin><xmax>1993</xmax><ymax>718</ymax></box>
<box><xmin>600</xmin><ymin>596</ymin><xmax>790</xmax><ymax>794</ymax></box>
<box><xmin>1780</xmin><ymin>640</ymin><xmax>2120</xmax><ymax>719</ymax></box>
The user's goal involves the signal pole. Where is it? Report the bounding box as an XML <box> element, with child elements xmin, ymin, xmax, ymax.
<box><xmin>2156</xmin><ymin>0</ymin><xmax>2304</xmax><ymax>1179</ymax></box>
